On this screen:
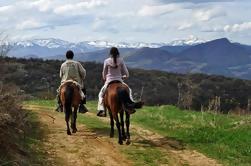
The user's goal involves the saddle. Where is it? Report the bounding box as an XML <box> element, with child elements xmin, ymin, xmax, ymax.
<box><xmin>59</xmin><ymin>80</ymin><xmax>85</xmax><ymax>100</ymax></box>
<box><xmin>107</xmin><ymin>80</ymin><xmax>122</xmax><ymax>87</ymax></box>
<box><xmin>103</xmin><ymin>80</ymin><xmax>123</xmax><ymax>98</ymax></box>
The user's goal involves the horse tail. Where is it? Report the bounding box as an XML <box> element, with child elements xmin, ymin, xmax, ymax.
<box><xmin>64</xmin><ymin>84</ymin><xmax>74</xmax><ymax>112</ymax></box>
<box><xmin>117</xmin><ymin>88</ymin><xmax>143</xmax><ymax>110</ymax></box>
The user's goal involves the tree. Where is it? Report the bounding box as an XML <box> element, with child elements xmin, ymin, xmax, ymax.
<box><xmin>177</xmin><ymin>77</ymin><xmax>193</xmax><ymax>109</ymax></box>
<box><xmin>0</xmin><ymin>32</ymin><xmax>11</xmax><ymax>57</ymax></box>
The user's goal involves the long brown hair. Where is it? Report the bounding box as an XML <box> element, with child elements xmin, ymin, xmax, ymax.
<box><xmin>110</xmin><ymin>47</ymin><xmax>120</xmax><ymax>68</ymax></box>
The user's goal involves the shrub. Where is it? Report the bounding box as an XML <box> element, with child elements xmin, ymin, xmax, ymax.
<box><xmin>0</xmin><ymin>83</ymin><xmax>29</xmax><ymax>164</ymax></box>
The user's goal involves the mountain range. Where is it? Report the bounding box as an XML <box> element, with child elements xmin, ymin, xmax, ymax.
<box><xmin>7</xmin><ymin>37</ymin><xmax>251</xmax><ymax>80</ymax></box>
<box><xmin>8</xmin><ymin>36</ymin><xmax>203</xmax><ymax>58</ymax></box>
<box><xmin>124</xmin><ymin>38</ymin><xmax>251</xmax><ymax>79</ymax></box>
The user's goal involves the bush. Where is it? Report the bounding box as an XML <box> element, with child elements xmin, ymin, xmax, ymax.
<box><xmin>0</xmin><ymin>83</ymin><xmax>29</xmax><ymax>164</ymax></box>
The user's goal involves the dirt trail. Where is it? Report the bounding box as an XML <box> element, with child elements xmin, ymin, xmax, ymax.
<box><xmin>85</xmin><ymin>109</ymin><xmax>222</xmax><ymax>166</ymax></box>
<box><xmin>25</xmin><ymin>105</ymin><xmax>222</xmax><ymax>166</ymax></box>
<box><xmin>24</xmin><ymin>105</ymin><xmax>132</xmax><ymax>166</ymax></box>
<box><xmin>131</xmin><ymin>126</ymin><xmax>221</xmax><ymax>166</ymax></box>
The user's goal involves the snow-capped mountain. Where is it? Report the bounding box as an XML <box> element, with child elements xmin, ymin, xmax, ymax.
<box><xmin>87</xmin><ymin>40</ymin><xmax>167</xmax><ymax>48</ymax></box>
<box><xmin>8</xmin><ymin>36</ymin><xmax>205</xmax><ymax>58</ymax></box>
<box><xmin>12</xmin><ymin>36</ymin><xmax>205</xmax><ymax>49</ymax></box>
<box><xmin>15</xmin><ymin>38</ymin><xmax>70</xmax><ymax>48</ymax></box>
<box><xmin>167</xmin><ymin>35</ymin><xmax>205</xmax><ymax>46</ymax></box>
<box><xmin>14</xmin><ymin>38</ymin><xmax>99</xmax><ymax>51</ymax></box>
<box><xmin>9</xmin><ymin>38</ymin><xmax>100</xmax><ymax>58</ymax></box>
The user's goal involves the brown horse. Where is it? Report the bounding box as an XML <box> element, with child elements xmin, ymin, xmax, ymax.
<box><xmin>60</xmin><ymin>81</ymin><xmax>82</xmax><ymax>135</ymax></box>
<box><xmin>104</xmin><ymin>81</ymin><xmax>143</xmax><ymax>145</ymax></box>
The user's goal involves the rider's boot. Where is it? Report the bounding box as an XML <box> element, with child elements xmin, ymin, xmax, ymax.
<box><xmin>55</xmin><ymin>104</ymin><xmax>63</xmax><ymax>112</ymax></box>
<box><xmin>126</xmin><ymin>101</ymin><xmax>144</xmax><ymax>109</ymax></box>
<box><xmin>97</xmin><ymin>98</ymin><xmax>107</xmax><ymax>117</ymax></box>
<box><xmin>79</xmin><ymin>98</ymin><xmax>88</xmax><ymax>113</ymax></box>
<box><xmin>55</xmin><ymin>94</ymin><xmax>63</xmax><ymax>112</ymax></box>
<box><xmin>126</xmin><ymin>101</ymin><xmax>144</xmax><ymax>114</ymax></box>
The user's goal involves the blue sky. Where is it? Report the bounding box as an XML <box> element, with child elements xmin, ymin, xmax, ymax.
<box><xmin>0</xmin><ymin>0</ymin><xmax>251</xmax><ymax>44</ymax></box>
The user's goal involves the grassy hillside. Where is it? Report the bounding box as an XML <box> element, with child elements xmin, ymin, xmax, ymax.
<box><xmin>1</xmin><ymin>56</ymin><xmax>251</xmax><ymax>112</ymax></box>
<box><xmin>25</xmin><ymin>100</ymin><xmax>251</xmax><ymax>166</ymax></box>
<box><xmin>132</xmin><ymin>105</ymin><xmax>251</xmax><ymax>166</ymax></box>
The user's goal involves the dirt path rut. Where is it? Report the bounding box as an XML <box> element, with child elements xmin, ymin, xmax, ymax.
<box><xmin>25</xmin><ymin>105</ymin><xmax>222</xmax><ymax>166</ymax></box>
<box><xmin>25</xmin><ymin>105</ymin><xmax>132</xmax><ymax>166</ymax></box>
<box><xmin>85</xmin><ymin>111</ymin><xmax>222</xmax><ymax>166</ymax></box>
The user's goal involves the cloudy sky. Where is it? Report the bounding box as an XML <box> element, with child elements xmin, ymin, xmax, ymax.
<box><xmin>0</xmin><ymin>0</ymin><xmax>251</xmax><ymax>44</ymax></box>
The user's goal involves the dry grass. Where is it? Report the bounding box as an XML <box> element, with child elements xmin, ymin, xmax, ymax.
<box><xmin>0</xmin><ymin>83</ymin><xmax>31</xmax><ymax>164</ymax></box>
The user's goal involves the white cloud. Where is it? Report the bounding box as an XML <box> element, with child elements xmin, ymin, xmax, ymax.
<box><xmin>132</xmin><ymin>24</ymin><xmax>154</xmax><ymax>32</ymax></box>
<box><xmin>223</xmin><ymin>22</ymin><xmax>251</xmax><ymax>32</ymax></box>
<box><xmin>92</xmin><ymin>17</ymin><xmax>118</xmax><ymax>33</ymax></box>
<box><xmin>194</xmin><ymin>8</ymin><xmax>226</xmax><ymax>21</ymax></box>
<box><xmin>54</xmin><ymin>0</ymin><xmax>108</xmax><ymax>15</ymax></box>
<box><xmin>178</xmin><ymin>23</ymin><xmax>193</xmax><ymax>30</ymax></box>
<box><xmin>30</xmin><ymin>0</ymin><xmax>52</xmax><ymax>12</ymax></box>
<box><xmin>114</xmin><ymin>12</ymin><xmax>135</xmax><ymax>18</ymax></box>
<box><xmin>0</xmin><ymin>0</ymin><xmax>251</xmax><ymax>44</ymax></box>
<box><xmin>92</xmin><ymin>18</ymin><xmax>105</xmax><ymax>31</ymax></box>
<box><xmin>16</xmin><ymin>19</ymin><xmax>43</xmax><ymax>30</ymax></box>
<box><xmin>206</xmin><ymin>22</ymin><xmax>251</xmax><ymax>33</ymax></box>
<box><xmin>0</xmin><ymin>5</ymin><xmax>13</xmax><ymax>13</ymax></box>
<box><xmin>10</xmin><ymin>34</ymin><xmax>38</xmax><ymax>42</ymax></box>
<box><xmin>54</xmin><ymin>5</ymin><xmax>74</xmax><ymax>15</ymax></box>
<box><xmin>138</xmin><ymin>4</ymin><xmax>181</xmax><ymax>16</ymax></box>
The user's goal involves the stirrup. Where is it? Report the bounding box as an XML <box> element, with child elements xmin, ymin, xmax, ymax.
<box><xmin>126</xmin><ymin>101</ymin><xmax>144</xmax><ymax>109</ymax></box>
<box><xmin>134</xmin><ymin>101</ymin><xmax>144</xmax><ymax>109</ymax></box>
<box><xmin>55</xmin><ymin>105</ymin><xmax>63</xmax><ymax>112</ymax></box>
<box><xmin>128</xmin><ymin>109</ymin><xmax>136</xmax><ymax>114</ymax></box>
<box><xmin>79</xmin><ymin>104</ymin><xmax>88</xmax><ymax>114</ymax></box>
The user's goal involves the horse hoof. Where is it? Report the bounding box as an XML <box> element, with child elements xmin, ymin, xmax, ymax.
<box><xmin>72</xmin><ymin>129</ymin><xmax>77</xmax><ymax>133</ymax></box>
<box><xmin>110</xmin><ymin>133</ymin><xmax>114</xmax><ymax>138</ymax></box>
<box><xmin>118</xmin><ymin>140</ymin><xmax>123</xmax><ymax>145</ymax></box>
<box><xmin>126</xmin><ymin>139</ymin><xmax>131</xmax><ymax>145</ymax></box>
<box><xmin>67</xmin><ymin>131</ymin><xmax>71</xmax><ymax>135</ymax></box>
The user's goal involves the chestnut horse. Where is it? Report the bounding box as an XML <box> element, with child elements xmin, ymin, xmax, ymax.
<box><xmin>60</xmin><ymin>81</ymin><xmax>82</xmax><ymax>135</ymax></box>
<box><xmin>104</xmin><ymin>81</ymin><xmax>143</xmax><ymax>145</ymax></box>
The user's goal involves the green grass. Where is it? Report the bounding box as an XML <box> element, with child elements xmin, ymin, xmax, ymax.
<box><xmin>131</xmin><ymin>105</ymin><xmax>251</xmax><ymax>166</ymax></box>
<box><xmin>24</xmin><ymin>100</ymin><xmax>251</xmax><ymax>166</ymax></box>
<box><xmin>24</xmin><ymin>99</ymin><xmax>57</xmax><ymax>107</ymax></box>
<box><xmin>21</xmin><ymin>111</ymin><xmax>52</xmax><ymax>165</ymax></box>
<box><xmin>121</xmin><ymin>146</ymin><xmax>169</xmax><ymax>166</ymax></box>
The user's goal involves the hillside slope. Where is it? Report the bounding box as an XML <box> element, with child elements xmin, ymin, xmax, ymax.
<box><xmin>1</xmin><ymin>57</ymin><xmax>251</xmax><ymax>112</ymax></box>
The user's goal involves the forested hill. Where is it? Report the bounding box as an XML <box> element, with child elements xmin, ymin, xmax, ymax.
<box><xmin>1</xmin><ymin>56</ymin><xmax>251</xmax><ymax>113</ymax></box>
